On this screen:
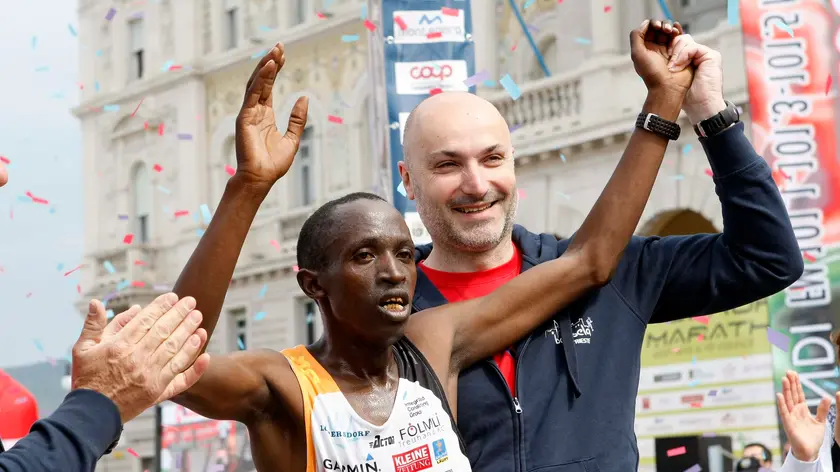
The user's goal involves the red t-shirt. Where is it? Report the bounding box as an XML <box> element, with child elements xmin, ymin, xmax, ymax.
<box><xmin>418</xmin><ymin>243</ymin><xmax>521</xmax><ymax>395</ymax></box>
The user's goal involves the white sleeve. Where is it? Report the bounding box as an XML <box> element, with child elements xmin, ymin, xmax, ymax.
<box><xmin>779</xmin><ymin>426</ymin><xmax>833</xmax><ymax>472</ymax></box>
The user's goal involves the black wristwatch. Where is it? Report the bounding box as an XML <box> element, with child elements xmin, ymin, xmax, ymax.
<box><xmin>694</xmin><ymin>100</ymin><xmax>740</xmax><ymax>138</ymax></box>
<box><xmin>636</xmin><ymin>112</ymin><xmax>681</xmax><ymax>141</ymax></box>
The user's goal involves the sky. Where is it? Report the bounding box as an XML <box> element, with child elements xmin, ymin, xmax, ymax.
<box><xmin>0</xmin><ymin>0</ymin><xmax>86</xmax><ymax>368</ymax></box>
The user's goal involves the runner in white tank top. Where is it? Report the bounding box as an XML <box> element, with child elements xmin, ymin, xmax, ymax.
<box><xmin>283</xmin><ymin>339</ymin><xmax>471</xmax><ymax>472</ymax></box>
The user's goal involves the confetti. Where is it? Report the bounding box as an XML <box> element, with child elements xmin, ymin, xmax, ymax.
<box><xmin>441</xmin><ymin>7</ymin><xmax>459</xmax><ymax>16</ymax></box>
<box><xmin>127</xmin><ymin>447</ymin><xmax>139</xmax><ymax>458</ymax></box>
<box><xmin>560</xmin><ymin>154</ymin><xmax>567</xmax><ymax>163</ymax></box>
<box><xmin>682</xmin><ymin>144</ymin><xmax>693</xmax><ymax>154</ymax></box>
<box><xmin>200</xmin><ymin>204</ymin><xmax>212</xmax><ymax>225</ymax></box>
<box><xmin>667</xmin><ymin>446</ymin><xmax>687</xmax><ymax>457</ymax></box>
<box><xmin>237</xmin><ymin>338</ymin><xmax>245</xmax><ymax>350</ymax></box>
<box><xmin>687</xmin><ymin>380</ymin><xmax>700</xmax><ymax>387</ymax></box>
<box><xmin>364</xmin><ymin>20</ymin><xmax>376</xmax><ymax>32</ymax></box>
<box><xmin>394</xmin><ymin>16</ymin><xmax>407</xmax><ymax>31</ymax></box>
<box><xmin>826</xmin><ymin>75</ymin><xmax>833</xmax><ymax>96</ymax></box>
<box><xmin>692</xmin><ymin>315</ymin><xmax>710</xmax><ymax>325</ymax></box>
<box><xmin>60</xmin><ymin>263</ymin><xmax>82</xmax><ymax>276</ymax></box>
<box><xmin>0</xmin><ymin>156</ymin><xmax>9</xmax><ymax>164</ymax></box>
<box><xmin>177</xmin><ymin>133</ymin><xmax>193</xmax><ymax>140</ymax></box>
<box><xmin>293</xmin><ymin>265</ymin><xmax>300</xmax><ymax>272</ymax></box>
<box><xmin>31</xmin><ymin>36</ymin><xmax>37</xmax><ymax>49</ymax></box>
<box><xmin>316</xmin><ymin>12</ymin><xmax>327</xmax><ymax>20</ymax></box>
<box><xmin>684</xmin><ymin>465</ymin><xmax>702</xmax><ymax>472</ymax></box>
<box><xmin>523</xmin><ymin>0</ymin><xmax>536</xmax><ymax>8</ymax></box>
<box><xmin>803</xmin><ymin>252</ymin><xmax>817</xmax><ymax>262</ymax></box>
<box><xmin>161</xmin><ymin>60</ymin><xmax>174</xmax><ymax>72</ymax></box>
<box><xmin>254</xmin><ymin>311</ymin><xmax>266</xmax><ymax>321</ymax></box>
<box><xmin>134</xmin><ymin>260</ymin><xmax>145</xmax><ymax>265</ymax></box>
<box><xmin>157</xmin><ymin>185</ymin><xmax>171</xmax><ymax>194</ymax></box>
<box><xmin>499</xmin><ymin>74</ymin><xmax>522</xmax><ymax>100</ymax></box>
<box><xmin>360</xmin><ymin>4</ymin><xmax>368</xmax><ymax>20</ymax></box>
<box><xmin>118</xmin><ymin>214</ymin><xmax>129</xmax><ymax>220</ymax></box>
<box><xmin>132</xmin><ymin>281</ymin><xmax>145</xmax><ymax>288</ymax></box>
<box><xmin>342</xmin><ymin>34</ymin><xmax>360</xmax><ymax>43</ymax></box>
<box><xmin>123</xmin><ymin>234</ymin><xmax>134</xmax><ymax>244</ymax></box>
<box><xmin>823</xmin><ymin>380</ymin><xmax>839</xmax><ymax>390</ymax></box>
<box><xmin>697</xmin><ymin>334</ymin><xmax>704</xmax><ymax>341</ymax></box>
<box><xmin>153</xmin><ymin>164</ymin><xmax>163</xmax><ymax>172</ymax></box>
<box><xmin>258</xmin><ymin>284</ymin><xmax>268</xmax><ymax>298</ymax></box>
<box><xmin>704</xmin><ymin>169</ymin><xmax>714</xmax><ymax>178</ymax></box>
<box><xmin>427</xmin><ymin>32</ymin><xmax>443</xmax><ymax>39</ymax></box>
<box><xmin>767</xmin><ymin>327</ymin><xmax>790</xmax><ymax>351</ymax></box>
<box><xmin>103</xmin><ymin>104</ymin><xmax>120</xmax><ymax>112</ymax></box>
<box><xmin>772</xmin><ymin>19</ymin><xmax>794</xmax><ymax>37</ymax></box>
<box><xmin>518</xmin><ymin>189</ymin><xmax>527</xmax><ymax>199</ymax></box>
<box><xmin>224</xmin><ymin>165</ymin><xmax>236</xmax><ymax>176</ymax></box>
<box><xmin>429</xmin><ymin>87</ymin><xmax>443</xmax><ymax>95</ymax></box>
<box><xmin>397</xmin><ymin>181</ymin><xmax>407</xmax><ymax>197</ymax></box>
<box><xmin>604</xmin><ymin>6</ymin><xmax>612</xmax><ymax>13</ymax></box>
<box><xmin>463</xmin><ymin>70</ymin><xmax>490</xmax><ymax>87</ymax></box>
<box><xmin>117</xmin><ymin>280</ymin><xmax>130</xmax><ymax>290</ymax></box>
<box><xmin>105</xmin><ymin>7</ymin><xmax>117</xmax><ymax>21</ymax></box>
<box><xmin>68</xmin><ymin>24</ymin><xmax>77</xmax><ymax>36</ymax></box>
<box><xmin>158</xmin><ymin>123</ymin><xmax>165</xmax><ymax>136</ymax></box>
<box><xmin>33</xmin><ymin>340</ymin><xmax>43</xmax><ymax>352</ymax></box>
<box><xmin>670</xmin><ymin>174</ymin><xmax>685</xmax><ymax>181</ymax></box>
<box><xmin>689</xmin><ymin>402</ymin><xmax>703</xmax><ymax>408</ymax></box>
<box><xmin>270</xmin><ymin>240</ymin><xmax>281</xmax><ymax>250</ymax></box>
<box><xmin>574</xmin><ymin>38</ymin><xmax>592</xmax><ymax>45</ymax></box>
<box><xmin>727</xmin><ymin>0</ymin><xmax>739</xmax><ymax>25</ymax></box>
<box><xmin>328</xmin><ymin>115</ymin><xmax>344</xmax><ymax>124</ymax></box>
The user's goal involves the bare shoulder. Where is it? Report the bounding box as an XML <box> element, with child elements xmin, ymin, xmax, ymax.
<box><xmin>404</xmin><ymin>312</ymin><xmax>456</xmax><ymax>386</ymax></box>
<box><xmin>235</xmin><ymin>348</ymin><xmax>304</xmax><ymax>422</ymax></box>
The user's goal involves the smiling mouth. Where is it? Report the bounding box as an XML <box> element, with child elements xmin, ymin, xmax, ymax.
<box><xmin>453</xmin><ymin>201</ymin><xmax>496</xmax><ymax>214</ymax></box>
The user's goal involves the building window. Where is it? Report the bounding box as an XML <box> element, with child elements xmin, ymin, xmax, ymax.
<box><xmin>230</xmin><ymin>308</ymin><xmax>247</xmax><ymax>351</ymax></box>
<box><xmin>295</xmin><ymin>0</ymin><xmax>307</xmax><ymax>25</ymax></box>
<box><xmin>140</xmin><ymin>457</ymin><xmax>154</xmax><ymax>471</ymax></box>
<box><xmin>128</xmin><ymin>19</ymin><xmax>144</xmax><ymax>79</ymax></box>
<box><xmin>680</xmin><ymin>0</ymin><xmax>691</xmax><ymax>6</ymax></box>
<box><xmin>224</xmin><ymin>0</ymin><xmax>239</xmax><ymax>50</ymax></box>
<box><xmin>301</xmin><ymin>300</ymin><xmax>317</xmax><ymax>345</ymax></box>
<box><xmin>297</xmin><ymin>127</ymin><xmax>314</xmax><ymax>207</ymax></box>
<box><xmin>132</xmin><ymin>163</ymin><xmax>150</xmax><ymax>243</ymax></box>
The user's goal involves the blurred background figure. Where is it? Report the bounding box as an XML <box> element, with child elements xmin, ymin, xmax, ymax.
<box><xmin>743</xmin><ymin>443</ymin><xmax>774</xmax><ymax>470</ymax></box>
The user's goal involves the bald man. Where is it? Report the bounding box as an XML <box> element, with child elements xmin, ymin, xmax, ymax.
<box><xmin>0</xmin><ymin>162</ymin><xmax>7</xmax><ymax>187</ymax></box>
<box><xmin>396</xmin><ymin>25</ymin><xmax>802</xmax><ymax>471</ymax></box>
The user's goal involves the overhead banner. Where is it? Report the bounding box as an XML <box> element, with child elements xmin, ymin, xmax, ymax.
<box><xmin>159</xmin><ymin>402</ymin><xmax>254</xmax><ymax>472</ymax></box>
<box><xmin>380</xmin><ymin>0</ymin><xmax>475</xmax><ymax>234</ymax></box>
<box><xmin>739</xmin><ymin>0</ymin><xmax>840</xmax><ymax>441</ymax></box>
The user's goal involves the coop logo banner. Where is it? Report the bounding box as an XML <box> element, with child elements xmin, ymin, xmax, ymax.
<box><xmin>393</xmin><ymin>10</ymin><xmax>465</xmax><ymax>44</ymax></box>
<box><xmin>395</xmin><ymin>60</ymin><xmax>468</xmax><ymax>95</ymax></box>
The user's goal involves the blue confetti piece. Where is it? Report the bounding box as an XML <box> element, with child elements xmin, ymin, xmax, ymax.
<box><xmin>258</xmin><ymin>25</ymin><xmax>273</xmax><ymax>32</ymax></box>
<box><xmin>727</xmin><ymin>0</ymin><xmax>740</xmax><ymax>25</ymax></box>
<box><xmin>499</xmin><ymin>74</ymin><xmax>522</xmax><ymax>101</ymax></box>
<box><xmin>251</xmin><ymin>49</ymin><xmax>268</xmax><ymax>59</ymax></box>
<box><xmin>94</xmin><ymin>81</ymin><xmax>100</xmax><ymax>91</ymax></box>
<box><xmin>523</xmin><ymin>0</ymin><xmax>536</xmax><ymax>8</ymax></box>
<box><xmin>31</xmin><ymin>36</ymin><xmax>37</xmax><ymax>49</ymax></box>
<box><xmin>482</xmin><ymin>79</ymin><xmax>496</xmax><ymax>87</ymax></box>
<box><xmin>68</xmin><ymin>24</ymin><xmax>77</xmax><ymax>37</ymax></box>
<box><xmin>33</xmin><ymin>340</ymin><xmax>43</xmax><ymax>352</ymax></box>
<box><xmin>691</xmin><ymin>356</ymin><xmax>697</xmax><ymax>364</ymax></box>
<box><xmin>158</xmin><ymin>185</ymin><xmax>171</xmax><ymax>195</ymax></box>
<box><xmin>656</xmin><ymin>0</ymin><xmax>674</xmax><ymax>21</ymax></box>
<box><xmin>687</xmin><ymin>380</ymin><xmax>700</xmax><ymax>387</ymax></box>
<box><xmin>49</xmin><ymin>207</ymin><xmax>56</xmax><ymax>214</ymax></box>
<box><xmin>342</xmin><ymin>34</ymin><xmax>360</xmax><ymax>43</ymax></box>
<box><xmin>118</xmin><ymin>214</ymin><xmax>128</xmax><ymax>220</ymax></box>
<box><xmin>360</xmin><ymin>4</ymin><xmax>368</xmax><ymax>20</ymax></box>
<box><xmin>196</xmin><ymin>229</ymin><xmax>205</xmax><ymax>237</ymax></box>
<box><xmin>57</xmin><ymin>263</ymin><xmax>64</xmax><ymax>271</ymax></box>
<box><xmin>106</xmin><ymin>309</ymin><xmax>115</xmax><ymax>319</ymax></box>
<box><xmin>574</xmin><ymin>37</ymin><xmax>592</xmax><ymax>45</ymax></box>
<box><xmin>560</xmin><ymin>154</ymin><xmax>567</xmax><ymax>163</ymax></box>
<box><xmin>16</xmin><ymin>195</ymin><xmax>31</xmax><ymax>203</ymax></box>
<box><xmin>35</xmin><ymin>66</ymin><xmax>49</xmax><ymax>72</ymax></box>
<box><xmin>96</xmin><ymin>49</ymin><xmax>103</xmax><ymax>57</ymax></box>
<box><xmin>105</xmin><ymin>7</ymin><xmax>117</xmax><ymax>21</ymax></box>
<box><xmin>161</xmin><ymin>60</ymin><xmax>174</xmax><ymax>72</ymax></box>
<box><xmin>772</xmin><ymin>19</ymin><xmax>794</xmax><ymax>37</ymax></box>
<box><xmin>237</xmin><ymin>338</ymin><xmax>245</xmax><ymax>350</ymax></box>
<box><xmin>103</xmin><ymin>260</ymin><xmax>116</xmax><ymax>274</ymax></box>
<box><xmin>52</xmin><ymin>92</ymin><xmax>65</xmax><ymax>99</ymax></box>
<box><xmin>200</xmin><ymin>204</ymin><xmax>212</xmax><ymax>224</ymax></box>
<box><xmin>177</xmin><ymin>133</ymin><xmax>193</xmax><ymax>140</ymax></box>
<box><xmin>671</xmin><ymin>174</ymin><xmax>685</xmax><ymax>181</ymax></box>
<box><xmin>557</xmin><ymin>192</ymin><xmax>571</xmax><ymax>200</ymax></box>
<box><xmin>682</xmin><ymin>144</ymin><xmax>693</xmax><ymax>154</ymax></box>
<box><xmin>396</xmin><ymin>181</ymin><xmax>407</xmax><ymax>197</ymax></box>
<box><xmin>258</xmin><ymin>284</ymin><xmax>268</xmax><ymax>298</ymax></box>
<box><xmin>254</xmin><ymin>311</ymin><xmax>266</xmax><ymax>321</ymax></box>
<box><xmin>103</xmin><ymin>104</ymin><xmax>120</xmax><ymax>112</ymax></box>
<box><xmin>116</xmin><ymin>280</ymin><xmax>130</xmax><ymax>291</ymax></box>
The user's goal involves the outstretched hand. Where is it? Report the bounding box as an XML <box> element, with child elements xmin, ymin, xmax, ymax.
<box><xmin>630</xmin><ymin>19</ymin><xmax>694</xmax><ymax>96</ymax></box>
<box><xmin>234</xmin><ymin>43</ymin><xmax>309</xmax><ymax>189</ymax></box>
<box><xmin>776</xmin><ymin>370</ymin><xmax>830</xmax><ymax>462</ymax></box>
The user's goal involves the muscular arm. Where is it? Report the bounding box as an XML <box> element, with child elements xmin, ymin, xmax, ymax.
<box><xmin>408</xmin><ymin>90</ymin><xmax>685</xmax><ymax>371</ymax></box>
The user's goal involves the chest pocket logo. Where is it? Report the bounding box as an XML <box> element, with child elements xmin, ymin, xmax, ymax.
<box><xmin>545</xmin><ymin>317</ymin><xmax>594</xmax><ymax>345</ymax></box>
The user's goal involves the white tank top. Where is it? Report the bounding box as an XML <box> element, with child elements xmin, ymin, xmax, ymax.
<box><xmin>282</xmin><ymin>341</ymin><xmax>472</xmax><ymax>472</ymax></box>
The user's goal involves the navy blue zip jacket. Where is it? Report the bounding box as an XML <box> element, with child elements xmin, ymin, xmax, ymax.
<box><xmin>0</xmin><ymin>389</ymin><xmax>121</xmax><ymax>472</ymax></box>
<box><xmin>413</xmin><ymin>123</ymin><xmax>803</xmax><ymax>472</ymax></box>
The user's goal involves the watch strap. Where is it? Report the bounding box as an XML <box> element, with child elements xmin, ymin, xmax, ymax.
<box><xmin>636</xmin><ymin>112</ymin><xmax>681</xmax><ymax>141</ymax></box>
<box><xmin>694</xmin><ymin>100</ymin><xmax>740</xmax><ymax>138</ymax></box>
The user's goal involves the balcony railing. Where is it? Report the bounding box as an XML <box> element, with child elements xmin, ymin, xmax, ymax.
<box><xmin>93</xmin><ymin>245</ymin><xmax>159</xmax><ymax>290</ymax></box>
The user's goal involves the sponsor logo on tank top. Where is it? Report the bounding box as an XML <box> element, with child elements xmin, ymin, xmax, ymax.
<box><xmin>397</xmin><ymin>413</ymin><xmax>444</xmax><ymax>448</ymax></box>
<box><xmin>392</xmin><ymin>445</ymin><xmax>433</xmax><ymax>472</ymax></box>
<box><xmin>432</xmin><ymin>439</ymin><xmax>448</xmax><ymax>464</ymax></box>
<box><xmin>404</xmin><ymin>395</ymin><xmax>430</xmax><ymax>418</ymax></box>
<box><xmin>322</xmin><ymin>458</ymin><xmax>381</xmax><ymax>471</ymax></box>
<box><xmin>369</xmin><ymin>434</ymin><xmax>395</xmax><ymax>449</ymax></box>
<box><xmin>320</xmin><ymin>425</ymin><xmax>371</xmax><ymax>440</ymax></box>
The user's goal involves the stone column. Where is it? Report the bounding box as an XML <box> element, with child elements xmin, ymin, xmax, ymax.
<box><xmin>470</xmin><ymin>0</ymin><xmax>498</xmax><ymax>83</ymax></box>
<box><xmin>590</xmin><ymin>0</ymin><xmax>621</xmax><ymax>57</ymax></box>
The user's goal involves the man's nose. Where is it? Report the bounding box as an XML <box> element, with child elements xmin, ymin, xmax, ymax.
<box><xmin>379</xmin><ymin>254</ymin><xmax>407</xmax><ymax>284</ymax></box>
<box><xmin>459</xmin><ymin>163</ymin><xmax>490</xmax><ymax>196</ymax></box>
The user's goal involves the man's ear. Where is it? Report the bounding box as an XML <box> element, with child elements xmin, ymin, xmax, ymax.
<box><xmin>397</xmin><ymin>161</ymin><xmax>416</xmax><ymax>200</ymax></box>
<box><xmin>296</xmin><ymin>268</ymin><xmax>326</xmax><ymax>299</ymax></box>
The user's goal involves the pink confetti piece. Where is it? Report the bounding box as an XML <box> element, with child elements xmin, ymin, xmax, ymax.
<box><xmin>804</xmin><ymin>252</ymin><xmax>817</xmax><ymax>262</ymax></box>
<box><xmin>429</xmin><ymin>88</ymin><xmax>443</xmax><ymax>95</ymax></box>
<box><xmin>131</xmin><ymin>98</ymin><xmax>144</xmax><ymax>117</ymax></box>
<box><xmin>63</xmin><ymin>265</ymin><xmax>84</xmax><ymax>276</ymax></box>
<box><xmin>174</xmin><ymin>210</ymin><xmax>190</xmax><ymax>217</ymax></box>
<box><xmin>168</xmin><ymin>65</ymin><xmax>183</xmax><ymax>71</ymax></box>
<box><xmin>441</xmin><ymin>6</ymin><xmax>458</xmax><ymax>16</ymax></box>
<box><xmin>76</xmin><ymin>284</ymin><xmax>81</xmax><ymax>294</ymax></box>
<box><xmin>153</xmin><ymin>164</ymin><xmax>163</xmax><ymax>172</ymax></box>
<box><xmin>123</xmin><ymin>234</ymin><xmax>134</xmax><ymax>244</ymax></box>
<box><xmin>427</xmin><ymin>32</ymin><xmax>443</xmax><ymax>39</ymax></box>
<box><xmin>689</xmin><ymin>402</ymin><xmax>703</xmax><ymax>408</ymax></box>
<box><xmin>667</xmin><ymin>446</ymin><xmax>687</xmax><ymax>457</ymax></box>
<box><xmin>704</xmin><ymin>168</ymin><xmax>714</xmax><ymax>177</ymax></box>
<box><xmin>316</xmin><ymin>12</ymin><xmax>327</xmax><ymax>19</ymax></box>
<box><xmin>25</xmin><ymin>191</ymin><xmax>49</xmax><ymax>205</ymax></box>
<box><xmin>364</xmin><ymin>19</ymin><xmax>376</xmax><ymax>31</ymax></box>
<box><xmin>270</xmin><ymin>240</ymin><xmax>281</xmax><ymax>250</ymax></box>
<box><xmin>328</xmin><ymin>115</ymin><xmax>344</xmax><ymax>124</ymax></box>
<box><xmin>134</xmin><ymin>260</ymin><xmax>145</xmax><ymax>265</ymax></box>
<box><xmin>692</xmin><ymin>315</ymin><xmax>709</xmax><ymax>325</ymax></box>
<box><xmin>394</xmin><ymin>16</ymin><xmax>407</xmax><ymax>30</ymax></box>
<box><xmin>0</xmin><ymin>156</ymin><xmax>10</xmax><ymax>164</ymax></box>
<box><xmin>511</xmin><ymin>42</ymin><xmax>518</xmax><ymax>51</ymax></box>
<box><xmin>158</xmin><ymin>123</ymin><xmax>165</xmax><ymax>136</ymax></box>
<box><xmin>224</xmin><ymin>165</ymin><xmax>236</xmax><ymax>176</ymax></box>
<box><xmin>518</xmin><ymin>189</ymin><xmax>527</xmax><ymax>199</ymax></box>
<box><xmin>131</xmin><ymin>281</ymin><xmax>145</xmax><ymax>288</ymax></box>
<box><xmin>697</xmin><ymin>334</ymin><xmax>705</xmax><ymax>341</ymax></box>
<box><xmin>604</xmin><ymin>5</ymin><xmax>612</xmax><ymax>12</ymax></box>
<box><xmin>127</xmin><ymin>447</ymin><xmax>139</xmax><ymax>458</ymax></box>
<box><xmin>826</xmin><ymin>75</ymin><xmax>833</xmax><ymax>95</ymax></box>
<box><xmin>293</xmin><ymin>265</ymin><xmax>300</xmax><ymax>272</ymax></box>
<box><xmin>26</xmin><ymin>292</ymin><xmax>32</xmax><ymax>298</ymax></box>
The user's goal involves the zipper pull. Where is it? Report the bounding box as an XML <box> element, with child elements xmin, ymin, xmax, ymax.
<box><xmin>513</xmin><ymin>397</ymin><xmax>523</xmax><ymax>414</ymax></box>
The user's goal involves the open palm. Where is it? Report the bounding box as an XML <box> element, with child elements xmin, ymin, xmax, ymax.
<box><xmin>777</xmin><ymin>370</ymin><xmax>830</xmax><ymax>462</ymax></box>
<box><xmin>234</xmin><ymin>43</ymin><xmax>309</xmax><ymax>187</ymax></box>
